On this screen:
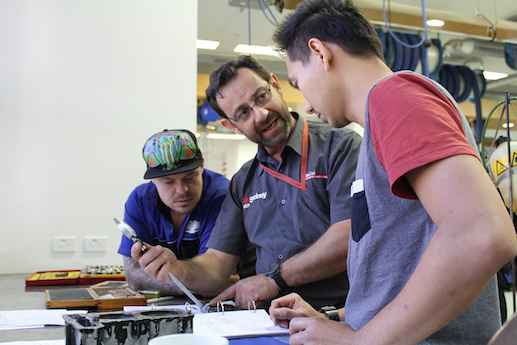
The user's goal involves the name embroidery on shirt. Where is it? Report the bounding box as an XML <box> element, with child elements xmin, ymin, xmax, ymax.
<box><xmin>243</xmin><ymin>192</ymin><xmax>268</xmax><ymax>209</ymax></box>
<box><xmin>305</xmin><ymin>171</ymin><xmax>328</xmax><ymax>181</ymax></box>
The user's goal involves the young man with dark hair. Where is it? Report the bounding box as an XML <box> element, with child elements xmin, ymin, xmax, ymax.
<box><xmin>269</xmin><ymin>0</ymin><xmax>517</xmax><ymax>344</ymax></box>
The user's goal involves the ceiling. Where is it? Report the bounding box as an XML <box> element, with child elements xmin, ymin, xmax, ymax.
<box><xmin>198</xmin><ymin>0</ymin><xmax>517</xmax><ymax>95</ymax></box>
<box><xmin>197</xmin><ymin>0</ymin><xmax>517</xmax><ymax>136</ymax></box>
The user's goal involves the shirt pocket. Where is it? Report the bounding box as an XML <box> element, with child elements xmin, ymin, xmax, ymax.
<box><xmin>351</xmin><ymin>179</ymin><xmax>371</xmax><ymax>242</ymax></box>
<box><xmin>179</xmin><ymin>238</ymin><xmax>200</xmax><ymax>260</ymax></box>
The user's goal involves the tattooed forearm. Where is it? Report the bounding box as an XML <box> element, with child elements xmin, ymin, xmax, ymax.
<box><xmin>122</xmin><ymin>256</ymin><xmax>184</xmax><ymax>296</ymax></box>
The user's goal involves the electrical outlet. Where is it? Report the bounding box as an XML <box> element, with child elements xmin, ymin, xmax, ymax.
<box><xmin>53</xmin><ymin>236</ymin><xmax>77</xmax><ymax>253</ymax></box>
<box><xmin>85</xmin><ymin>236</ymin><xmax>108</xmax><ymax>253</ymax></box>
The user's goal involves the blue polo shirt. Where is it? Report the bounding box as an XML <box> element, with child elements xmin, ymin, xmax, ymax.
<box><xmin>207</xmin><ymin>114</ymin><xmax>362</xmax><ymax>309</ymax></box>
<box><xmin>118</xmin><ymin>169</ymin><xmax>229</xmax><ymax>260</ymax></box>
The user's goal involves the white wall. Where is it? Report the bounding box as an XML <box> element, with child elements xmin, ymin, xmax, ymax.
<box><xmin>0</xmin><ymin>0</ymin><xmax>198</xmax><ymax>274</ymax></box>
<box><xmin>198</xmin><ymin>134</ymin><xmax>258</xmax><ymax>179</ymax></box>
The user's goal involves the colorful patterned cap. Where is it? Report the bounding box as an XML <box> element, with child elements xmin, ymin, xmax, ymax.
<box><xmin>142</xmin><ymin>129</ymin><xmax>203</xmax><ymax>179</ymax></box>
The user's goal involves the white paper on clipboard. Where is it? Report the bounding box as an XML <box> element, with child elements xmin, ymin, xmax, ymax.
<box><xmin>193</xmin><ymin>309</ymin><xmax>289</xmax><ymax>339</ymax></box>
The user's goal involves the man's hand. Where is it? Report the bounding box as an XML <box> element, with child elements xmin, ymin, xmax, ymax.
<box><xmin>130</xmin><ymin>241</ymin><xmax>183</xmax><ymax>283</ymax></box>
<box><xmin>123</xmin><ymin>255</ymin><xmax>186</xmax><ymax>296</ymax></box>
<box><xmin>270</xmin><ymin>293</ymin><xmax>355</xmax><ymax>344</ymax></box>
<box><xmin>131</xmin><ymin>245</ymin><xmax>240</xmax><ymax>294</ymax></box>
<box><xmin>269</xmin><ymin>293</ymin><xmax>324</xmax><ymax>329</ymax></box>
<box><xmin>208</xmin><ymin>273</ymin><xmax>280</xmax><ymax>309</ymax></box>
<box><xmin>288</xmin><ymin>317</ymin><xmax>357</xmax><ymax>345</ymax></box>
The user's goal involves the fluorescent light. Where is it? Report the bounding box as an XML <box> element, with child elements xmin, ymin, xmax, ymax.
<box><xmin>426</xmin><ymin>19</ymin><xmax>445</xmax><ymax>27</ymax></box>
<box><xmin>483</xmin><ymin>71</ymin><xmax>508</xmax><ymax>81</ymax></box>
<box><xmin>503</xmin><ymin>123</ymin><xmax>514</xmax><ymax>128</ymax></box>
<box><xmin>207</xmin><ymin>133</ymin><xmax>246</xmax><ymax>140</ymax></box>
<box><xmin>234</xmin><ymin>44</ymin><xmax>279</xmax><ymax>57</ymax></box>
<box><xmin>196</xmin><ymin>39</ymin><xmax>220</xmax><ymax>50</ymax></box>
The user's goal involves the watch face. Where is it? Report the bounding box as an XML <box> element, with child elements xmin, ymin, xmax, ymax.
<box><xmin>267</xmin><ymin>263</ymin><xmax>279</xmax><ymax>275</ymax></box>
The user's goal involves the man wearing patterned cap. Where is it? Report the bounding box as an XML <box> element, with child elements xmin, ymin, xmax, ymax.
<box><xmin>118</xmin><ymin>129</ymin><xmax>255</xmax><ymax>297</ymax></box>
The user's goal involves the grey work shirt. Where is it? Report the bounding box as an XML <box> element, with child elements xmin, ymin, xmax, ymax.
<box><xmin>348</xmin><ymin>72</ymin><xmax>501</xmax><ymax>343</ymax></box>
<box><xmin>207</xmin><ymin>113</ymin><xmax>362</xmax><ymax>309</ymax></box>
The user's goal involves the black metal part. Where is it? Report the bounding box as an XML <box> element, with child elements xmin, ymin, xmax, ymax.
<box><xmin>63</xmin><ymin>309</ymin><xmax>193</xmax><ymax>345</ymax></box>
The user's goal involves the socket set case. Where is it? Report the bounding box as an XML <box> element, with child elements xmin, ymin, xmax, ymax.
<box><xmin>26</xmin><ymin>266</ymin><xmax>126</xmax><ymax>286</ymax></box>
<box><xmin>63</xmin><ymin>309</ymin><xmax>193</xmax><ymax>345</ymax></box>
<box><xmin>79</xmin><ymin>266</ymin><xmax>126</xmax><ymax>285</ymax></box>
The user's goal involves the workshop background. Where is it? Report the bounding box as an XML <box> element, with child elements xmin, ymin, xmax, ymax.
<box><xmin>1</xmin><ymin>0</ymin><xmax>517</xmax><ymax>277</ymax></box>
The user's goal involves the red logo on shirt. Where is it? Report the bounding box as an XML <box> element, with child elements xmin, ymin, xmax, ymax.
<box><xmin>242</xmin><ymin>192</ymin><xmax>267</xmax><ymax>209</ymax></box>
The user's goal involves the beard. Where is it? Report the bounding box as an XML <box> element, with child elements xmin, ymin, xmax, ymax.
<box><xmin>255</xmin><ymin>110</ymin><xmax>293</xmax><ymax>147</ymax></box>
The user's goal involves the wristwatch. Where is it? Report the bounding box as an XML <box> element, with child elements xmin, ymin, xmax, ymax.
<box><xmin>318</xmin><ymin>306</ymin><xmax>340</xmax><ymax>321</ymax></box>
<box><xmin>265</xmin><ymin>263</ymin><xmax>289</xmax><ymax>292</ymax></box>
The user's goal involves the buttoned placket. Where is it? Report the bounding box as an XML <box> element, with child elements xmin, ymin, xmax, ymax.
<box><xmin>260</xmin><ymin>118</ymin><xmax>309</xmax><ymax>264</ymax></box>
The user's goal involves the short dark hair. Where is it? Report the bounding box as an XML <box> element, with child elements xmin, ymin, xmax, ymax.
<box><xmin>273</xmin><ymin>0</ymin><xmax>384</xmax><ymax>64</ymax></box>
<box><xmin>206</xmin><ymin>55</ymin><xmax>271</xmax><ymax>118</ymax></box>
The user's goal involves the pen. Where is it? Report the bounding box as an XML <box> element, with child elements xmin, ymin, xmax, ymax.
<box><xmin>147</xmin><ymin>296</ymin><xmax>176</xmax><ymax>304</ymax></box>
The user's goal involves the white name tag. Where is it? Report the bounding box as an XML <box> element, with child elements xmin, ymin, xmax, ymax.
<box><xmin>351</xmin><ymin>179</ymin><xmax>364</xmax><ymax>197</ymax></box>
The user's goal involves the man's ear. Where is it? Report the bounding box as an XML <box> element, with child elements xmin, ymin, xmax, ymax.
<box><xmin>308</xmin><ymin>38</ymin><xmax>332</xmax><ymax>72</ymax></box>
<box><xmin>220</xmin><ymin>118</ymin><xmax>243</xmax><ymax>134</ymax></box>
<box><xmin>270</xmin><ymin>73</ymin><xmax>283</xmax><ymax>96</ymax></box>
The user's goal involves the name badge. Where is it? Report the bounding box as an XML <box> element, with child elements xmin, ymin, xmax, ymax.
<box><xmin>351</xmin><ymin>179</ymin><xmax>364</xmax><ymax>197</ymax></box>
